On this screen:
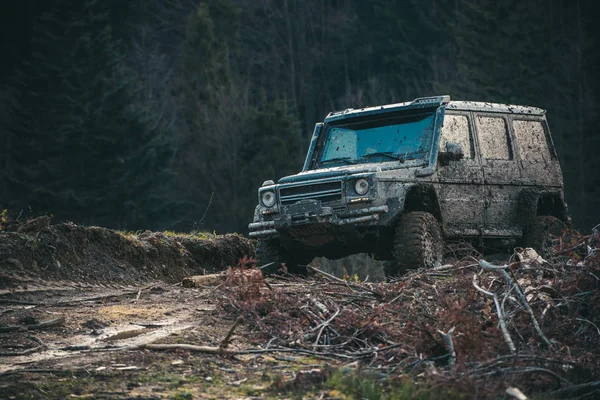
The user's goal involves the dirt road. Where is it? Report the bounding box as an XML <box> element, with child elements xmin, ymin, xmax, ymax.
<box><xmin>0</xmin><ymin>279</ymin><xmax>332</xmax><ymax>399</ymax></box>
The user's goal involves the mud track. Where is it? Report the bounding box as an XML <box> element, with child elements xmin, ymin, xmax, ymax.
<box><xmin>0</xmin><ymin>281</ymin><xmax>321</xmax><ymax>399</ymax></box>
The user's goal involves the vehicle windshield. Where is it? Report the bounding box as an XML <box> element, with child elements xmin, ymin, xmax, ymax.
<box><xmin>317</xmin><ymin>112</ymin><xmax>436</xmax><ymax>168</ymax></box>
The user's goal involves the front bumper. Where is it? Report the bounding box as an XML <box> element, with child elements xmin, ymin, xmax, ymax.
<box><xmin>248</xmin><ymin>200</ymin><xmax>388</xmax><ymax>238</ymax></box>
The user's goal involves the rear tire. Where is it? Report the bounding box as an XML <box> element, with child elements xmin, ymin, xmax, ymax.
<box><xmin>386</xmin><ymin>211</ymin><xmax>443</xmax><ymax>277</ymax></box>
<box><xmin>256</xmin><ymin>239</ymin><xmax>308</xmax><ymax>275</ymax></box>
<box><xmin>522</xmin><ymin>216</ymin><xmax>565</xmax><ymax>256</ymax></box>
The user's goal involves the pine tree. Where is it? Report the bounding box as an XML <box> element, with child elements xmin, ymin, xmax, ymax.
<box><xmin>6</xmin><ymin>0</ymin><xmax>174</xmax><ymax>229</ymax></box>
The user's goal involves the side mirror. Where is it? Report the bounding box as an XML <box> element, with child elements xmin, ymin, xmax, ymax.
<box><xmin>438</xmin><ymin>142</ymin><xmax>464</xmax><ymax>166</ymax></box>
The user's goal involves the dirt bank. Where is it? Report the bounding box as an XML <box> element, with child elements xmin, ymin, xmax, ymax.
<box><xmin>0</xmin><ymin>220</ymin><xmax>254</xmax><ymax>289</ymax></box>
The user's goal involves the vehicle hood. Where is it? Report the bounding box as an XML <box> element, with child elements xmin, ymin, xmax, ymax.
<box><xmin>278</xmin><ymin>161</ymin><xmax>423</xmax><ymax>184</ymax></box>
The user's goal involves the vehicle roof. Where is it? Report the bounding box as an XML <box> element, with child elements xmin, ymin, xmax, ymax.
<box><xmin>446</xmin><ymin>100</ymin><xmax>545</xmax><ymax>115</ymax></box>
<box><xmin>324</xmin><ymin>96</ymin><xmax>545</xmax><ymax>123</ymax></box>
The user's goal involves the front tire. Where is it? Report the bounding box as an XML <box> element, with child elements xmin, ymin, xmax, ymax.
<box><xmin>255</xmin><ymin>238</ymin><xmax>308</xmax><ymax>275</ymax></box>
<box><xmin>386</xmin><ymin>211</ymin><xmax>443</xmax><ymax>277</ymax></box>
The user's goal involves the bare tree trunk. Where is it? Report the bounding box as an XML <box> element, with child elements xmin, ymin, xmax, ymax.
<box><xmin>283</xmin><ymin>0</ymin><xmax>297</xmax><ymax>110</ymax></box>
<box><xmin>575</xmin><ymin>1</ymin><xmax>587</xmax><ymax>228</ymax></box>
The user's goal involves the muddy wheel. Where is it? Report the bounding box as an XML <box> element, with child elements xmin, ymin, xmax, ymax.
<box><xmin>522</xmin><ymin>216</ymin><xmax>565</xmax><ymax>256</ymax></box>
<box><xmin>255</xmin><ymin>239</ymin><xmax>308</xmax><ymax>275</ymax></box>
<box><xmin>386</xmin><ymin>211</ymin><xmax>443</xmax><ymax>277</ymax></box>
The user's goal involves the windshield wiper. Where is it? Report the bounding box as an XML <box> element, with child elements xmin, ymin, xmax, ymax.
<box><xmin>362</xmin><ymin>151</ymin><xmax>405</xmax><ymax>163</ymax></box>
<box><xmin>320</xmin><ymin>157</ymin><xmax>357</xmax><ymax>166</ymax></box>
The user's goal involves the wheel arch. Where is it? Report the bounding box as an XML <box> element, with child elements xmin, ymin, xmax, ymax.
<box><xmin>518</xmin><ymin>189</ymin><xmax>569</xmax><ymax>228</ymax></box>
<box><xmin>401</xmin><ymin>184</ymin><xmax>443</xmax><ymax>221</ymax></box>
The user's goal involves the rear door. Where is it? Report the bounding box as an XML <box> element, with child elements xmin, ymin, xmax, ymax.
<box><xmin>474</xmin><ymin>113</ymin><xmax>522</xmax><ymax>236</ymax></box>
<box><xmin>511</xmin><ymin>116</ymin><xmax>562</xmax><ymax>187</ymax></box>
<box><xmin>436</xmin><ymin>112</ymin><xmax>485</xmax><ymax>237</ymax></box>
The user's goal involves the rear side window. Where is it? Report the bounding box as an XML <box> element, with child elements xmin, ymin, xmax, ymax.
<box><xmin>512</xmin><ymin>120</ymin><xmax>551</xmax><ymax>162</ymax></box>
<box><xmin>440</xmin><ymin>114</ymin><xmax>473</xmax><ymax>159</ymax></box>
<box><xmin>476</xmin><ymin>116</ymin><xmax>512</xmax><ymax>160</ymax></box>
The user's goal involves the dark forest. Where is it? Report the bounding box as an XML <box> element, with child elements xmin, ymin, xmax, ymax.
<box><xmin>1</xmin><ymin>0</ymin><xmax>599</xmax><ymax>234</ymax></box>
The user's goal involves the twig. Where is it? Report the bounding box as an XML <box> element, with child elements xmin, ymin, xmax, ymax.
<box><xmin>0</xmin><ymin>336</ymin><xmax>47</xmax><ymax>357</ymax></box>
<box><xmin>220</xmin><ymin>316</ymin><xmax>243</xmax><ymax>349</ymax></box>
<box><xmin>26</xmin><ymin>316</ymin><xmax>65</xmax><ymax>330</ymax></box>
<box><xmin>310</xmin><ymin>307</ymin><xmax>341</xmax><ymax>333</ymax></box>
<box><xmin>0</xmin><ymin>299</ymin><xmax>42</xmax><ymax>306</ymax></box>
<box><xmin>550</xmin><ymin>380</ymin><xmax>600</xmax><ymax>398</ymax></box>
<box><xmin>0</xmin><ymin>369</ymin><xmax>89</xmax><ymax>377</ymax></box>
<box><xmin>0</xmin><ymin>316</ymin><xmax>65</xmax><ymax>333</ymax></box>
<box><xmin>0</xmin><ymin>325</ymin><xmax>21</xmax><ymax>333</ymax></box>
<box><xmin>307</xmin><ymin>266</ymin><xmax>379</xmax><ymax>296</ymax></box>
<box><xmin>479</xmin><ymin>260</ymin><xmax>553</xmax><ymax>348</ymax></box>
<box><xmin>143</xmin><ymin>343</ymin><xmax>229</xmax><ymax>354</ymax></box>
<box><xmin>575</xmin><ymin>318</ymin><xmax>600</xmax><ymax>337</ymax></box>
<box><xmin>198</xmin><ymin>192</ymin><xmax>214</xmax><ymax>225</ymax></box>
<box><xmin>437</xmin><ymin>326</ymin><xmax>456</xmax><ymax>366</ymax></box>
<box><xmin>312</xmin><ymin>308</ymin><xmax>341</xmax><ymax>348</ymax></box>
<box><xmin>472</xmin><ymin>366</ymin><xmax>571</xmax><ymax>386</ymax></box>
<box><xmin>473</xmin><ymin>274</ymin><xmax>516</xmax><ymax>354</ymax></box>
<box><xmin>56</xmin><ymin>284</ymin><xmax>159</xmax><ymax>305</ymax></box>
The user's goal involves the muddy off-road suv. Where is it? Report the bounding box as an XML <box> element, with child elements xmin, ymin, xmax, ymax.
<box><xmin>249</xmin><ymin>96</ymin><xmax>569</xmax><ymax>275</ymax></box>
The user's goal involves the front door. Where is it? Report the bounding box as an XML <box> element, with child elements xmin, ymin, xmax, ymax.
<box><xmin>436</xmin><ymin>112</ymin><xmax>485</xmax><ymax>238</ymax></box>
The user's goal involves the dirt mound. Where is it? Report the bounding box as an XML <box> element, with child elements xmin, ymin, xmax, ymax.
<box><xmin>0</xmin><ymin>219</ymin><xmax>254</xmax><ymax>289</ymax></box>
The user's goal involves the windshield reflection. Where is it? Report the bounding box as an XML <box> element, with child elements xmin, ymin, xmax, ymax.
<box><xmin>317</xmin><ymin>112</ymin><xmax>435</xmax><ymax>168</ymax></box>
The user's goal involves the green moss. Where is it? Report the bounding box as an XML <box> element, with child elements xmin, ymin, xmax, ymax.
<box><xmin>323</xmin><ymin>370</ymin><xmax>468</xmax><ymax>400</ymax></box>
<box><xmin>169</xmin><ymin>391</ymin><xmax>194</xmax><ymax>400</ymax></box>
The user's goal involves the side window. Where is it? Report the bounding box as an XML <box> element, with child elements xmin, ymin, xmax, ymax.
<box><xmin>512</xmin><ymin>120</ymin><xmax>551</xmax><ymax>162</ymax></box>
<box><xmin>439</xmin><ymin>114</ymin><xmax>473</xmax><ymax>159</ymax></box>
<box><xmin>476</xmin><ymin>116</ymin><xmax>512</xmax><ymax>160</ymax></box>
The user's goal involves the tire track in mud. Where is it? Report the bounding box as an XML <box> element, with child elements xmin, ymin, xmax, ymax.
<box><xmin>0</xmin><ymin>282</ymin><xmax>217</xmax><ymax>373</ymax></box>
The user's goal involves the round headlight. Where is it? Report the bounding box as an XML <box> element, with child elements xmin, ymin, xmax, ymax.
<box><xmin>354</xmin><ymin>179</ymin><xmax>369</xmax><ymax>195</ymax></box>
<box><xmin>261</xmin><ymin>191</ymin><xmax>276</xmax><ymax>207</ymax></box>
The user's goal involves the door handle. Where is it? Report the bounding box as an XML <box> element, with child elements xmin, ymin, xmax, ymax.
<box><xmin>484</xmin><ymin>199</ymin><xmax>491</xmax><ymax>208</ymax></box>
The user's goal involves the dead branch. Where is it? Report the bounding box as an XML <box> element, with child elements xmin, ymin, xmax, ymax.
<box><xmin>313</xmin><ymin>307</ymin><xmax>341</xmax><ymax>348</ymax></box>
<box><xmin>0</xmin><ymin>299</ymin><xmax>42</xmax><ymax>306</ymax></box>
<box><xmin>0</xmin><ymin>336</ymin><xmax>47</xmax><ymax>357</ymax></box>
<box><xmin>26</xmin><ymin>316</ymin><xmax>65</xmax><ymax>330</ymax></box>
<box><xmin>0</xmin><ymin>316</ymin><xmax>65</xmax><ymax>333</ymax></box>
<box><xmin>0</xmin><ymin>368</ymin><xmax>89</xmax><ymax>378</ymax></box>
<box><xmin>310</xmin><ymin>307</ymin><xmax>341</xmax><ymax>333</ymax></box>
<box><xmin>471</xmin><ymin>366</ymin><xmax>571</xmax><ymax>386</ymax></box>
<box><xmin>479</xmin><ymin>260</ymin><xmax>553</xmax><ymax>348</ymax></box>
<box><xmin>473</xmin><ymin>274</ymin><xmax>516</xmax><ymax>354</ymax></box>
<box><xmin>142</xmin><ymin>343</ymin><xmax>230</xmax><ymax>354</ymax></box>
<box><xmin>220</xmin><ymin>316</ymin><xmax>243</xmax><ymax>349</ymax></box>
<box><xmin>437</xmin><ymin>326</ymin><xmax>456</xmax><ymax>366</ymax></box>
<box><xmin>0</xmin><ymin>325</ymin><xmax>21</xmax><ymax>333</ymax></box>
<box><xmin>307</xmin><ymin>266</ymin><xmax>379</xmax><ymax>296</ymax></box>
<box><xmin>575</xmin><ymin>318</ymin><xmax>600</xmax><ymax>337</ymax></box>
<box><xmin>56</xmin><ymin>284</ymin><xmax>160</xmax><ymax>305</ymax></box>
<box><xmin>550</xmin><ymin>380</ymin><xmax>600</xmax><ymax>398</ymax></box>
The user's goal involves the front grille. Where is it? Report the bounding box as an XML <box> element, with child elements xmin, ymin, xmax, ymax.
<box><xmin>279</xmin><ymin>181</ymin><xmax>342</xmax><ymax>206</ymax></box>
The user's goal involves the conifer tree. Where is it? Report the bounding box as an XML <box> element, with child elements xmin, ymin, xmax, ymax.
<box><xmin>6</xmin><ymin>0</ymin><xmax>173</xmax><ymax>229</ymax></box>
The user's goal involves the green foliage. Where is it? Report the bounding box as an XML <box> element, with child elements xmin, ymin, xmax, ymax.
<box><xmin>169</xmin><ymin>392</ymin><xmax>193</xmax><ymax>400</ymax></box>
<box><xmin>325</xmin><ymin>369</ymin><xmax>466</xmax><ymax>400</ymax></box>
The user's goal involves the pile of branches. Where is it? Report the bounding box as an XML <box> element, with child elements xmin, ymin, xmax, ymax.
<box><xmin>215</xmin><ymin>229</ymin><xmax>600</xmax><ymax>398</ymax></box>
